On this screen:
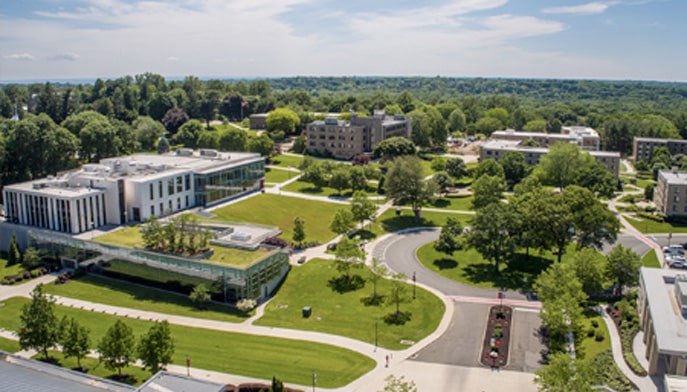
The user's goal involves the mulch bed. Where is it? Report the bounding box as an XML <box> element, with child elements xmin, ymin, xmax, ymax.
<box><xmin>480</xmin><ymin>305</ymin><xmax>513</xmax><ymax>368</ymax></box>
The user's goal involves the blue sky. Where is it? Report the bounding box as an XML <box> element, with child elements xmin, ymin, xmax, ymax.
<box><xmin>0</xmin><ymin>0</ymin><xmax>685</xmax><ymax>82</ymax></box>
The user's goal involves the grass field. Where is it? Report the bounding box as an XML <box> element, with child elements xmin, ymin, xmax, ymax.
<box><xmin>0</xmin><ymin>297</ymin><xmax>374</xmax><ymax>388</ymax></box>
<box><xmin>94</xmin><ymin>226</ymin><xmax>144</xmax><ymax>248</ymax></box>
<box><xmin>255</xmin><ymin>258</ymin><xmax>444</xmax><ymax>350</ymax></box>
<box><xmin>367</xmin><ymin>208</ymin><xmax>473</xmax><ymax>238</ymax></box>
<box><xmin>641</xmin><ymin>250</ymin><xmax>661</xmax><ymax>268</ymax></box>
<box><xmin>265</xmin><ymin>167</ymin><xmax>297</xmax><ymax>183</ymax></box>
<box><xmin>269</xmin><ymin>154</ymin><xmax>305</xmax><ymax>169</ymax></box>
<box><xmin>422</xmin><ymin>195</ymin><xmax>474</xmax><ymax>211</ymax></box>
<box><xmin>45</xmin><ymin>274</ymin><xmax>250</xmax><ymax>322</ymax></box>
<box><xmin>578</xmin><ymin>310</ymin><xmax>611</xmax><ymax>360</ymax></box>
<box><xmin>210</xmin><ymin>194</ymin><xmax>348</xmax><ymax>243</ymax></box>
<box><xmin>207</xmin><ymin>246</ymin><xmax>270</xmax><ymax>267</ymax></box>
<box><xmin>0</xmin><ymin>256</ymin><xmax>25</xmax><ymax>278</ymax></box>
<box><xmin>625</xmin><ymin>216</ymin><xmax>687</xmax><ymax>234</ymax></box>
<box><xmin>416</xmin><ymin>241</ymin><xmax>604</xmax><ymax>290</ymax></box>
<box><xmin>281</xmin><ymin>180</ymin><xmax>378</xmax><ymax>198</ymax></box>
<box><xmin>0</xmin><ymin>336</ymin><xmax>20</xmax><ymax>353</ymax></box>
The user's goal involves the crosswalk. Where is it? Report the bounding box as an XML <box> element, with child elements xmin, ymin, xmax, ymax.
<box><xmin>447</xmin><ymin>294</ymin><xmax>542</xmax><ymax>309</ymax></box>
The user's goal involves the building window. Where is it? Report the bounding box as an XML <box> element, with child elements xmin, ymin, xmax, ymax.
<box><xmin>160</xmin><ymin>203</ymin><xmax>164</xmax><ymax>215</ymax></box>
<box><xmin>177</xmin><ymin>198</ymin><xmax>181</xmax><ymax>209</ymax></box>
<box><xmin>177</xmin><ymin>176</ymin><xmax>183</xmax><ymax>193</ymax></box>
<box><xmin>168</xmin><ymin>200</ymin><xmax>173</xmax><ymax>212</ymax></box>
<box><xmin>159</xmin><ymin>181</ymin><xmax>163</xmax><ymax>198</ymax></box>
<box><xmin>185</xmin><ymin>174</ymin><xmax>191</xmax><ymax>191</ymax></box>
<box><xmin>151</xmin><ymin>205</ymin><xmax>155</xmax><ymax>216</ymax></box>
<box><xmin>149</xmin><ymin>183</ymin><xmax>154</xmax><ymax>200</ymax></box>
<box><xmin>168</xmin><ymin>178</ymin><xmax>175</xmax><ymax>195</ymax></box>
<box><xmin>185</xmin><ymin>195</ymin><xmax>189</xmax><ymax>207</ymax></box>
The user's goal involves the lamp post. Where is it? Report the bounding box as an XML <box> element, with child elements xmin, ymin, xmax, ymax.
<box><xmin>412</xmin><ymin>271</ymin><xmax>416</xmax><ymax>300</ymax></box>
<box><xmin>186</xmin><ymin>354</ymin><xmax>190</xmax><ymax>376</ymax></box>
<box><xmin>374</xmin><ymin>318</ymin><xmax>379</xmax><ymax>351</ymax></box>
<box><xmin>312</xmin><ymin>369</ymin><xmax>316</xmax><ymax>392</ymax></box>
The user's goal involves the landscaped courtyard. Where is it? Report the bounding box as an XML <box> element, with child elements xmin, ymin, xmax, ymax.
<box><xmin>255</xmin><ymin>258</ymin><xmax>445</xmax><ymax>350</ymax></box>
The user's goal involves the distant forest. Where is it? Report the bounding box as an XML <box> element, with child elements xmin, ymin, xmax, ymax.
<box><xmin>1</xmin><ymin>75</ymin><xmax>686</xmax><ymax>190</ymax></box>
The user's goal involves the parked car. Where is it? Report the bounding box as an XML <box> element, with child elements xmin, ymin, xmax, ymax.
<box><xmin>297</xmin><ymin>256</ymin><xmax>307</xmax><ymax>265</ymax></box>
<box><xmin>663</xmin><ymin>245</ymin><xmax>684</xmax><ymax>255</ymax></box>
<box><xmin>669</xmin><ymin>260</ymin><xmax>687</xmax><ymax>269</ymax></box>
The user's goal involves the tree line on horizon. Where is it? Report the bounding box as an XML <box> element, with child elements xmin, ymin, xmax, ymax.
<box><xmin>0</xmin><ymin>74</ymin><xmax>686</xmax><ymax>192</ymax></box>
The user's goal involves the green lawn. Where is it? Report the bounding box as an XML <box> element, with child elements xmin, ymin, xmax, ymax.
<box><xmin>44</xmin><ymin>274</ymin><xmax>250</xmax><ymax>322</ymax></box>
<box><xmin>210</xmin><ymin>194</ymin><xmax>348</xmax><ymax>243</ymax></box>
<box><xmin>0</xmin><ymin>256</ymin><xmax>25</xmax><ymax>278</ymax></box>
<box><xmin>35</xmin><ymin>350</ymin><xmax>150</xmax><ymax>386</ymax></box>
<box><xmin>367</xmin><ymin>208</ymin><xmax>473</xmax><ymax>238</ymax></box>
<box><xmin>625</xmin><ymin>215</ymin><xmax>687</xmax><ymax>234</ymax></box>
<box><xmin>578</xmin><ymin>310</ymin><xmax>611</xmax><ymax>360</ymax></box>
<box><xmin>0</xmin><ymin>336</ymin><xmax>20</xmax><ymax>353</ymax></box>
<box><xmin>416</xmin><ymin>241</ymin><xmax>605</xmax><ymax>290</ymax></box>
<box><xmin>0</xmin><ymin>297</ymin><xmax>374</xmax><ymax>388</ymax></box>
<box><xmin>206</xmin><ymin>246</ymin><xmax>270</xmax><ymax>267</ymax></box>
<box><xmin>423</xmin><ymin>195</ymin><xmax>474</xmax><ymax>211</ymax></box>
<box><xmin>94</xmin><ymin>226</ymin><xmax>144</xmax><ymax>248</ymax></box>
<box><xmin>269</xmin><ymin>154</ymin><xmax>305</xmax><ymax>169</ymax></box>
<box><xmin>641</xmin><ymin>250</ymin><xmax>661</xmax><ymax>268</ymax></box>
<box><xmin>255</xmin><ymin>259</ymin><xmax>444</xmax><ymax>350</ymax></box>
<box><xmin>265</xmin><ymin>167</ymin><xmax>298</xmax><ymax>183</ymax></box>
<box><xmin>281</xmin><ymin>180</ymin><xmax>378</xmax><ymax>198</ymax></box>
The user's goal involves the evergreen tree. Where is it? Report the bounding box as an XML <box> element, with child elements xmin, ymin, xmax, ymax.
<box><xmin>292</xmin><ymin>217</ymin><xmax>306</xmax><ymax>246</ymax></box>
<box><xmin>7</xmin><ymin>233</ymin><xmax>21</xmax><ymax>266</ymax></box>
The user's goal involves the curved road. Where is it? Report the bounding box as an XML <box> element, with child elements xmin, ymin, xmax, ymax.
<box><xmin>378</xmin><ymin>228</ymin><xmax>528</xmax><ymax>301</ymax></box>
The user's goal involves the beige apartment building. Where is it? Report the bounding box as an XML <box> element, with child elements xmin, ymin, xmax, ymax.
<box><xmin>304</xmin><ymin>110</ymin><xmax>412</xmax><ymax>159</ymax></box>
<box><xmin>633</xmin><ymin>137</ymin><xmax>687</xmax><ymax>163</ymax></box>
<box><xmin>491</xmin><ymin>126</ymin><xmax>600</xmax><ymax>151</ymax></box>
<box><xmin>654</xmin><ymin>169</ymin><xmax>687</xmax><ymax>218</ymax></box>
<box><xmin>638</xmin><ymin>267</ymin><xmax>687</xmax><ymax>376</ymax></box>
<box><xmin>479</xmin><ymin>139</ymin><xmax>620</xmax><ymax>178</ymax></box>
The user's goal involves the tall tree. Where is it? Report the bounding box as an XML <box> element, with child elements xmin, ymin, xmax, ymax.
<box><xmin>19</xmin><ymin>285</ymin><xmax>59</xmax><ymax>359</ymax></box>
<box><xmin>329</xmin><ymin>167</ymin><xmax>351</xmax><ymax>195</ymax></box>
<box><xmin>137</xmin><ymin>320</ymin><xmax>175</xmax><ymax>374</ymax></box>
<box><xmin>445</xmin><ymin>157</ymin><xmax>468</xmax><ymax>179</ymax></box>
<box><xmin>368</xmin><ymin>258</ymin><xmax>388</xmax><ymax>302</ymax></box>
<box><xmin>133</xmin><ymin>116</ymin><xmax>166</xmax><ymax>151</ymax></box>
<box><xmin>384</xmin><ymin>156</ymin><xmax>434</xmax><ymax>217</ymax></box>
<box><xmin>561</xmin><ymin>186</ymin><xmax>619</xmax><ymax>251</ymax></box>
<box><xmin>535</xmin><ymin>143</ymin><xmax>584</xmax><ymax>190</ymax></box>
<box><xmin>473</xmin><ymin>159</ymin><xmax>505</xmax><ymax>180</ymax></box>
<box><xmin>372</xmin><ymin>137</ymin><xmax>416</xmax><ymax>160</ymax></box>
<box><xmin>266</xmin><ymin>108</ymin><xmax>301</xmax><ymax>134</ymax></box>
<box><xmin>293</xmin><ymin>217</ymin><xmax>306</xmax><ymax>246</ymax></box>
<box><xmin>500</xmin><ymin>151</ymin><xmax>528</xmax><ymax>186</ymax></box>
<box><xmin>98</xmin><ymin>320</ymin><xmax>136</xmax><ymax>376</ymax></box>
<box><xmin>189</xmin><ymin>284</ymin><xmax>211</xmax><ymax>310</ymax></box>
<box><xmin>606</xmin><ymin>244</ymin><xmax>641</xmax><ymax>293</ymax></box>
<box><xmin>59</xmin><ymin>316</ymin><xmax>91</xmax><ymax>369</ymax></box>
<box><xmin>247</xmin><ymin>134</ymin><xmax>275</xmax><ymax>157</ymax></box>
<box><xmin>161</xmin><ymin>107</ymin><xmax>189</xmax><ymax>136</ymax></box>
<box><xmin>219</xmin><ymin>128</ymin><xmax>247</xmax><ymax>151</ymax></box>
<box><xmin>387</xmin><ymin>273</ymin><xmax>411</xmax><ymax>314</ymax></box>
<box><xmin>434</xmin><ymin>217</ymin><xmax>463</xmax><ymax>256</ymax></box>
<box><xmin>471</xmin><ymin>175</ymin><xmax>506</xmax><ymax>210</ymax></box>
<box><xmin>329</xmin><ymin>209</ymin><xmax>355</xmax><ymax>235</ymax></box>
<box><xmin>535</xmin><ymin>261</ymin><xmax>586</xmax><ymax>353</ymax></box>
<box><xmin>534</xmin><ymin>352</ymin><xmax>594</xmax><ymax>392</ymax></box>
<box><xmin>334</xmin><ymin>237</ymin><xmax>365</xmax><ymax>278</ymax></box>
<box><xmin>467</xmin><ymin>202</ymin><xmax>518</xmax><ymax>273</ymax></box>
<box><xmin>7</xmin><ymin>233</ymin><xmax>21</xmax><ymax>266</ymax></box>
<box><xmin>350</xmin><ymin>191</ymin><xmax>377</xmax><ymax>227</ymax></box>
<box><xmin>568</xmin><ymin>248</ymin><xmax>606</xmax><ymax>296</ymax></box>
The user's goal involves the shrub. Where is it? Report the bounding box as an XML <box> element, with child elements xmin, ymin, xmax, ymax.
<box><xmin>591</xmin><ymin>320</ymin><xmax>599</xmax><ymax>328</ymax></box>
<box><xmin>262</xmin><ymin>237</ymin><xmax>289</xmax><ymax>248</ymax></box>
<box><xmin>587</xmin><ymin>328</ymin><xmax>596</xmax><ymax>338</ymax></box>
<box><xmin>595</xmin><ymin>329</ymin><xmax>605</xmax><ymax>342</ymax></box>
<box><xmin>236</xmin><ymin>298</ymin><xmax>257</xmax><ymax>312</ymax></box>
<box><xmin>22</xmin><ymin>271</ymin><xmax>31</xmax><ymax>280</ymax></box>
<box><xmin>383</xmin><ymin>311</ymin><xmax>412</xmax><ymax>325</ymax></box>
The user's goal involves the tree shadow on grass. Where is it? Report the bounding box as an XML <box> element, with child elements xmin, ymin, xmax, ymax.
<box><xmin>350</xmin><ymin>229</ymin><xmax>377</xmax><ymax>240</ymax></box>
<box><xmin>327</xmin><ymin>274</ymin><xmax>365</xmax><ymax>294</ymax></box>
<box><xmin>433</xmin><ymin>258</ymin><xmax>457</xmax><ymax>270</ymax></box>
<box><xmin>429</xmin><ymin>199</ymin><xmax>451</xmax><ymax>208</ymax></box>
<box><xmin>360</xmin><ymin>294</ymin><xmax>385</xmax><ymax>306</ymax></box>
<box><xmin>462</xmin><ymin>253</ymin><xmax>552</xmax><ymax>290</ymax></box>
<box><xmin>380</xmin><ymin>216</ymin><xmax>435</xmax><ymax>233</ymax></box>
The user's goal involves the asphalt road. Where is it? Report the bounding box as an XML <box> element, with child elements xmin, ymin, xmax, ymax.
<box><xmin>508</xmin><ymin>308</ymin><xmax>546</xmax><ymax>372</ymax></box>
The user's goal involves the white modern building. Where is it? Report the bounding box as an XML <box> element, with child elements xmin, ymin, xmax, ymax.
<box><xmin>491</xmin><ymin>126</ymin><xmax>601</xmax><ymax>151</ymax></box>
<box><xmin>3</xmin><ymin>149</ymin><xmax>265</xmax><ymax>234</ymax></box>
<box><xmin>638</xmin><ymin>267</ymin><xmax>687</xmax><ymax>376</ymax></box>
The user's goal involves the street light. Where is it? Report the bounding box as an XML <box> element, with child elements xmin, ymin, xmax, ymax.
<box><xmin>412</xmin><ymin>271</ymin><xmax>416</xmax><ymax>300</ymax></box>
<box><xmin>374</xmin><ymin>318</ymin><xmax>379</xmax><ymax>351</ymax></box>
<box><xmin>312</xmin><ymin>369</ymin><xmax>317</xmax><ymax>392</ymax></box>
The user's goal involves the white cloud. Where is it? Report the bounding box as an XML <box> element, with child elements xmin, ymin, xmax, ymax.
<box><xmin>49</xmin><ymin>53</ymin><xmax>81</xmax><ymax>61</ymax></box>
<box><xmin>542</xmin><ymin>2</ymin><xmax>616</xmax><ymax>15</ymax></box>
<box><xmin>3</xmin><ymin>53</ymin><xmax>35</xmax><ymax>61</ymax></box>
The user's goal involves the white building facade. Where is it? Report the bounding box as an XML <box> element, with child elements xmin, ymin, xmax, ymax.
<box><xmin>3</xmin><ymin>149</ymin><xmax>264</xmax><ymax>234</ymax></box>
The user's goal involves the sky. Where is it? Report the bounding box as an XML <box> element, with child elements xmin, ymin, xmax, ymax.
<box><xmin>0</xmin><ymin>0</ymin><xmax>685</xmax><ymax>82</ymax></box>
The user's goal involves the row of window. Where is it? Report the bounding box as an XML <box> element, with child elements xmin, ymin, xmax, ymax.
<box><xmin>148</xmin><ymin>175</ymin><xmax>191</xmax><ymax>200</ymax></box>
<box><xmin>3</xmin><ymin>191</ymin><xmax>106</xmax><ymax>233</ymax></box>
<box><xmin>150</xmin><ymin>195</ymin><xmax>190</xmax><ymax>217</ymax></box>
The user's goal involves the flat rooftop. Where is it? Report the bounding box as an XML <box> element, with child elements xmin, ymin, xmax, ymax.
<box><xmin>659</xmin><ymin>170</ymin><xmax>687</xmax><ymax>185</ymax></box>
<box><xmin>0</xmin><ymin>351</ymin><xmax>134</xmax><ymax>392</ymax></box>
<box><xmin>481</xmin><ymin>139</ymin><xmax>619</xmax><ymax>157</ymax></box>
<box><xmin>640</xmin><ymin>267</ymin><xmax>687</xmax><ymax>355</ymax></box>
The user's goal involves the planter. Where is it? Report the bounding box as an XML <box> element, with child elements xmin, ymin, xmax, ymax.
<box><xmin>481</xmin><ymin>305</ymin><xmax>513</xmax><ymax>368</ymax></box>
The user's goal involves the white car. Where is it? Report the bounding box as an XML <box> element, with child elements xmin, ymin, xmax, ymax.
<box><xmin>663</xmin><ymin>245</ymin><xmax>685</xmax><ymax>255</ymax></box>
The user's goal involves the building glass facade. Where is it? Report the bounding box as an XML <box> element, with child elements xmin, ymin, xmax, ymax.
<box><xmin>194</xmin><ymin>160</ymin><xmax>265</xmax><ymax>206</ymax></box>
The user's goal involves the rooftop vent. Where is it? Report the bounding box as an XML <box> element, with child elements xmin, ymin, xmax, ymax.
<box><xmin>324</xmin><ymin>118</ymin><xmax>338</xmax><ymax>125</ymax></box>
<box><xmin>200</xmin><ymin>149</ymin><xmax>218</xmax><ymax>157</ymax></box>
<box><xmin>176</xmin><ymin>148</ymin><xmax>193</xmax><ymax>157</ymax></box>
